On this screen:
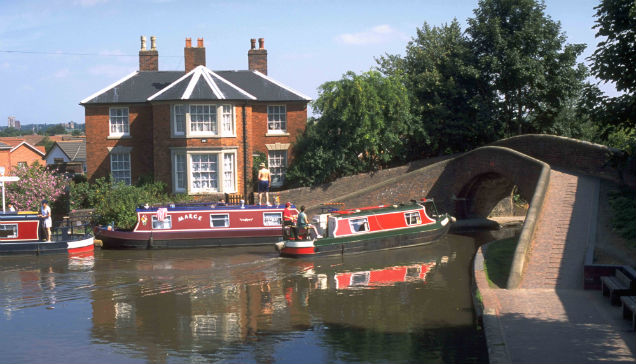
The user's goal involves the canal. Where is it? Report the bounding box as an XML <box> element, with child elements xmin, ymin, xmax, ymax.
<box><xmin>0</xmin><ymin>229</ymin><xmax>516</xmax><ymax>363</ymax></box>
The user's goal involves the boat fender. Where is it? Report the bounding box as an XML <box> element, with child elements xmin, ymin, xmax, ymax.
<box><xmin>147</xmin><ymin>233</ymin><xmax>153</xmax><ymax>249</ymax></box>
<box><xmin>450</xmin><ymin>216</ymin><xmax>457</xmax><ymax>223</ymax></box>
<box><xmin>274</xmin><ymin>242</ymin><xmax>284</xmax><ymax>252</ymax></box>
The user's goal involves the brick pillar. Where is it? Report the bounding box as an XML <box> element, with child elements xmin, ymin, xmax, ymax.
<box><xmin>248</xmin><ymin>38</ymin><xmax>267</xmax><ymax>75</ymax></box>
<box><xmin>185</xmin><ymin>37</ymin><xmax>206</xmax><ymax>73</ymax></box>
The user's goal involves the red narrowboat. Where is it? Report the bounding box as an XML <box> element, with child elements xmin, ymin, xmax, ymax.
<box><xmin>95</xmin><ymin>203</ymin><xmax>298</xmax><ymax>249</ymax></box>
<box><xmin>278</xmin><ymin>199</ymin><xmax>452</xmax><ymax>257</ymax></box>
<box><xmin>0</xmin><ymin>212</ymin><xmax>94</xmax><ymax>255</ymax></box>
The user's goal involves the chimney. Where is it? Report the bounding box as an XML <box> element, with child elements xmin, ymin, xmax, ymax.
<box><xmin>184</xmin><ymin>37</ymin><xmax>206</xmax><ymax>73</ymax></box>
<box><xmin>139</xmin><ymin>35</ymin><xmax>158</xmax><ymax>71</ymax></box>
<box><xmin>248</xmin><ymin>37</ymin><xmax>268</xmax><ymax>75</ymax></box>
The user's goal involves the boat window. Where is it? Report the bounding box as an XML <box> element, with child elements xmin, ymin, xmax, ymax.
<box><xmin>404</xmin><ymin>212</ymin><xmax>421</xmax><ymax>225</ymax></box>
<box><xmin>350</xmin><ymin>218</ymin><xmax>369</xmax><ymax>233</ymax></box>
<box><xmin>263</xmin><ymin>212</ymin><xmax>282</xmax><ymax>226</ymax></box>
<box><xmin>210</xmin><ymin>214</ymin><xmax>230</xmax><ymax>228</ymax></box>
<box><xmin>0</xmin><ymin>224</ymin><xmax>18</xmax><ymax>238</ymax></box>
<box><xmin>151</xmin><ymin>216</ymin><xmax>172</xmax><ymax>230</ymax></box>
<box><xmin>350</xmin><ymin>272</ymin><xmax>370</xmax><ymax>286</ymax></box>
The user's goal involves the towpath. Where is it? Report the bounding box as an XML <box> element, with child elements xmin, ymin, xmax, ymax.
<box><xmin>476</xmin><ymin>170</ymin><xmax>635</xmax><ymax>363</ymax></box>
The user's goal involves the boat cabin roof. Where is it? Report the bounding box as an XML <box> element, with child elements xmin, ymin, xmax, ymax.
<box><xmin>136</xmin><ymin>203</ymin><xmax>293</xmax><ymax>212</ymax></box>
<box><xmin>331</xmin><ymin>200</ymin><xmax>430</xmax><ymax>218</ymax></box>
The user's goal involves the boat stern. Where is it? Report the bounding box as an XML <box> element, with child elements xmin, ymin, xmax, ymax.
<box><xmin>279</xmin><ymin>239</ymin><xmax>316</xmax><ymax>257</ymax></box>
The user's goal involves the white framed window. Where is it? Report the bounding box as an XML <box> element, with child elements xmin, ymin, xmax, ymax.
<box><xmin>190</xmin><ymin>104</ymin><xmax>217</xmax><ymax>135</ymax></box>
<box><xmin>268</xmin><ymin>150</ymin><xmax>287</xmax><ymax>187</ymax></box>
<box><xmin>221</xmin><ymin>105</ymin><xmax>234</xmax><ymax>136</ymax></box>
<box><xmin>223</xmin><ymin>153</ymin><xmax>235</xmax><ymax>193</ymax></box>
<box><xmin>109</xmin><ymin>107</ymin><xmax>129</xmax><ymax>137</ymax></box>
<box><xmin>173</xmin><ymin>104</ymin><xmax>186</xmax><ymax>136</ymax></box>
<box><xmin>151</xmin><ymin>216</ymin><xmax>172</xmax><ymax>230</ymax></box>
<box><xmin>350</xmin><ymin>218</ymin><xmax>369</xmax><ymax>233</ymax></box>
<box><xmin>404</xmin><ymin>212</ymin><xmax>422</xmax><ymax>225</ymax></box>
<box><xmin>263</xmin><ymin>212</ymin><xmax>282</xmax><ymax>226</ymax></box>
<box><xmin>210</xmin><ymin>214</ymin><xmax>230</xmax><ymax>228</ymax></box>
<box><xmin>267</xmin><ymin>105</ymin><xmax>286</xmax><ymax>133</ymax></box>
<box><xmin>110</xmin><ymin>152</ymin><xmax>131</xmax><ymax>185</ymax></box>
<box><xmin>174</xmin><ymin>152</ymin><xmax>186</xmax><ymax>192</ymax></box>
<box><xmin>0</xmin><ymin>224</ymin><xmax>18</xmax><ymax>238</ymax></box>
<box><xmin>190</xmin><ymin>153</ymin><xmax>218</xmax><ymax>192</ymax></box>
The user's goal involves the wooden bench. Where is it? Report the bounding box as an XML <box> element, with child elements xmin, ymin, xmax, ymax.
<box><xmin>601</xmin><ymin>267</ymin><xmax>636</xmax><ymax>305</ymax></box>
<box><xmin>620</xmin><ymin>296</ymin><xmax>636</xmax><ymax>331</ymax></box>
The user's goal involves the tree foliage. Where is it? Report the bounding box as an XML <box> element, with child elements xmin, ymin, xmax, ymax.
<box><xmin>6</xmin><ymin>163</ymin><xmax>69</xmax><ymax>212</ymax></box>
<box><xmin>286</xmin><ymin>71</ymin><xmax>412</xmax><ymax>186</ymax></box>
<box><xmin>467</xmin><ymin>0</ymin><xmax>587</xmax><ymax>136</ymax></box>
<box><xmin>378</xmin><ymin>19</ymin><xmax>495</xmax><ymax>156</ymax></box>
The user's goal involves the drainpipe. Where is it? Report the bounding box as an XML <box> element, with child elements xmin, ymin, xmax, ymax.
<box><xmin>242</xmin><ymin>105</ymin><xmax>248</xmax><ymax>200</ymax></box>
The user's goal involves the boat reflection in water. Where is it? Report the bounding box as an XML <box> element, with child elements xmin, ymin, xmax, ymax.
<box><xmin>86</xmin><ymin>237</ymin><xmax>487</xmax><ymax>363</ymax></box>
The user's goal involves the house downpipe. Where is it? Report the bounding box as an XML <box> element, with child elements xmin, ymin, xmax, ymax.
<box><xmin>242</xmin><ymin>105</ymin><xmax>248</xmax><ymax>201</ymax></box>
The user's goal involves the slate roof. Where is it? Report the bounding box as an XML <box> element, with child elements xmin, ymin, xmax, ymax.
<box><xmin>81</xmin><ymin>66</ymin><xmax>310</xmax><ymax>105</ymax></box>
<box><xmin>53</xmin><ymin>141</ymin><xmax>87</xmax><ymax>162</ymax></box>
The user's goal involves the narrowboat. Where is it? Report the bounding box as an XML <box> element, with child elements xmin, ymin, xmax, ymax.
<box><xmin>278</xmin><ymin>199</ymin><xmax>452</xmax><ymax>257</ymax></box>
<box><xmin>0</xmin><ymin>212</ymin><xmax>94</xmax><ymax>255</ymax></box>
<box><xmin>95</xmin><ymin>202</ymin><xmax>298</xmax><ymax>249</ymax></box>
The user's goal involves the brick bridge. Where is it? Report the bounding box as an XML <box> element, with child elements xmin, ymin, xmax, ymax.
<box><xmin>279</xmin><ymin>134</ymin><xmax>625</xmax><ymax>219</ymax></box>
<box><xmin>279</xmin><ymin>134</ymin><xmax>630</xmax><ymax>288</ymax></box>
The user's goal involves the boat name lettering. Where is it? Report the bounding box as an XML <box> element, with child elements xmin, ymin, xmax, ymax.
<box><xmin>177</xmin><ymin>213</ymin><xmax>202</xmax><ymax>222</ymax></box>
<box><xmin>240</xmin><ymin>218</ymin><xmax>253</xmax><ymax>222</ymax></box>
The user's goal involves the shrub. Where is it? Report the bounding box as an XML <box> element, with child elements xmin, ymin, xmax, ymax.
<box><xmin>6</xmin><ymin>163</ymin><xmax>69</xmax><ymax>212</ymax></box>
<box><xmin>608</xmin><ymin>187</ymin><xmax>636</xmax><ymax>243</ymax></box>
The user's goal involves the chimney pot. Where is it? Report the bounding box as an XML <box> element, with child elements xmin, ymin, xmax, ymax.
<box><xmin>197</xmin><ymin>38</ymin><xmax>204</xmax><ymax>47</ymax></box>
<box><xmin>150</xmin><ymin>36</ymin><xmax>157</xmax><ymax>51</ymax></box>
<box><xmin>185</xmin><ymin>38</ymin><xmax>192</xmax><ymax>48</ymax></box>
<box><xmin>140</xmin><ymin>35</ymin><xmax>147</xmax><ymax>51</ymax></box>
<box><xmin>258</xmin><ymin>38</ymin><xmax>265</xmax><ymax>49</ymax></box>
<box><xmin>250</xmin><ymin>38</ymin><xmax>256</xmax><ymax>50</ymax></box>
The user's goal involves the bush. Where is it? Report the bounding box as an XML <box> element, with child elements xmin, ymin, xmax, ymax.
<box><xmin>69</xmin><ymin>178</ymin><xmax>179</xmax><ymax>230</ymax></box>
<box><xmin>608</xmin><ymin>187</ymin><xmax>636</xmax><ymax>243</ymax></box>
<box><xmin>6</xmin><ymin>163</ymin><xmax>69</xmax><ymax>212</ymax></box>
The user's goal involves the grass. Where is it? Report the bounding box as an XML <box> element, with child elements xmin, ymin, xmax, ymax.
<box><xmin>483</xmin><ymin>237</ymin><xmax>519</xmax><ymax>288</ymax></box>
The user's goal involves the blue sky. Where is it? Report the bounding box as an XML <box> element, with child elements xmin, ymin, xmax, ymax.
<box><xmin>0</xmin><ymin>0</ymin><xmax>615</xmax><ymax>125</ymax></box>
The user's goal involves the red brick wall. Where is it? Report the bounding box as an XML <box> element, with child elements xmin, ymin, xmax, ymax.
<box><xmin>139</xmin><ymin>50</ymin><xmax>158</xmax><ymax>71</ymax></box>
<box><xmin>85</xmin><ymin>104</ymin><xmax>154</xmax><ymax>183</ymax></box>
<box><xmin>250</xmin><ymin>102</ymin><xmax>307</xmax><ymax>166</ymax></box>
<box><xmin>10</xmin><ymin>145</ymin><xmax>45</xmax><ymax>168</ymax></box>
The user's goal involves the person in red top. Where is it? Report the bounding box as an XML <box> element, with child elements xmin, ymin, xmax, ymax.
<box><xmin>283</xmin><ymin>202</ymin><xmax>298</xmax><ymax>239</ymax></box>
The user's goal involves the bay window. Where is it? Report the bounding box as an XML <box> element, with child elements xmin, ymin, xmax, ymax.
<box><xmin>171</xmin><ymin>150</ymin><xmax>237</xmax><ymax>194</ymax></box>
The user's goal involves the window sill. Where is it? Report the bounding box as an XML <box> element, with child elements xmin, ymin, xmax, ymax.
<box><xmin>107</xmin><ymin>135</ymin><xmax>131</xmax><ymax>140</ymax></box>
<box><xmin>266</xmin><ymin>132</ymin><xmax>290</xmax><ymax>137</ymax></box>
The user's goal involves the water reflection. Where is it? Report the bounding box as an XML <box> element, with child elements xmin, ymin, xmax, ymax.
<box><xmin>0</xmin><ymin>229</ymin><xmax>517</xmax><ymax>363</ymax></box>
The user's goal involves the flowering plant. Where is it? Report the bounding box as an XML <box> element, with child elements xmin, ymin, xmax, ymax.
<box><xmin>6</xmin><ymin>163</ymin><xmax>69</xmax><ymax>212</ymax></box>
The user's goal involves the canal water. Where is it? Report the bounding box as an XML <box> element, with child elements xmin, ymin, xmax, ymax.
<box><xmin>0</xmin><ymin>230</ymin><xmax>516</xmax><ymax>363</ymax></box>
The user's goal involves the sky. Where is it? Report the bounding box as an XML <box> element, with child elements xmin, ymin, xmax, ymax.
<box><xmin>0</xmin><ymin>0</ymin><xmax>617</xmax><ymax>125</ymax></box>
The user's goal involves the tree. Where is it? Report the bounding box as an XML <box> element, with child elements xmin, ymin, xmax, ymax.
<box><xmin>6</xmin><ymin>163</ymin><xmax>69</xmax><ymax>212</ymax></box>
<box><xmin>377</xmin><ymin>20</ymin><xmax>495</xmax><ymax>156</ymax></box>
<box><xmin>467</xmin><ymin>0</ymin><xmax>587</xmax><ymax>136</ymax></box>
<box><xmin>285</xmin><ymin>71</ymin><xmax>413</xmax><ymax>186</ymax></box>
<box><xmin>45</xmin><ymin>124</ymin><xmax>66</xmax><ymax>136</ymax></box>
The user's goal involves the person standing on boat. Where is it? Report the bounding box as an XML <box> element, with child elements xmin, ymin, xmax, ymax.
<box><xmin>39</xmin><ymin>200</ymin><xmax>52</xmax><ymax>242</ymax></box>
<box><xmin>7</xmin><ymin>202</ymin><xmax>16</xmax><ymax>212</ymax></box>
<box><xmin>283</xmin><ymin>202</ymin><xmax>298</xmax><ymax>239</ymax></box>
<box><xmin>257</xmin><ymin>162</ymin><xmax>271</xmax><ymax>205</ymax></box>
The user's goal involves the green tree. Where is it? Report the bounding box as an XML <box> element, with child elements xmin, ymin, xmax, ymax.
<box><xmin>378</xmin><ymin>20</ymin><xmax>495</xmax><ymax>156</ymax></box>
<box><xmin>286</xmin><ymin>71</ymin><xmax>412</xmax><ymax>186</ymax></box>
<box><xmin>45</xmin><ymin>124</ymin><xmax>66</xmax><ymax>136</ymax></box>
<box><xmin>0</xmin><ymin>127</ymin><xmax>22</xmax><ymax>137</ymax></box>
<box><xmin>467</xmin><ymin>0</ymin><xmax>587</xmax><ymax>136</ymax></box>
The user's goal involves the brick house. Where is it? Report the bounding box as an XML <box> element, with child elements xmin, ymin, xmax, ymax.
<box><xmin>0</xmin><ymin>137</ymin><xmax>46</xmax><ymax>173</ymax></box>
<box><xmin>81</xmin><ymin>36</ymin><xmax>310</xmax><ymax>197</ymax></box>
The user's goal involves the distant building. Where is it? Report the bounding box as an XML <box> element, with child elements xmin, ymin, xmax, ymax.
<box><xmin>7</xmin><ymin>116</ymin><xmax>21</xmax><ymax>130</ymax></box>
<box><xmin>0</xmin><ymin>137</ymin><xmax>46</xmax><ymax>172</ymax></box>
<box><xmin>81</xmin><ymin>36</ymin><xmax>310</xmax><ymax>196</ymax></box>
<box><xmin>45</xmin><ymin>140</ymin><xmax>87</xmax><ymax>174</ymax></box>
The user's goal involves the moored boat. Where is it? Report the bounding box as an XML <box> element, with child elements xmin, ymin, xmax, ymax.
<box><xmin>95</xmin><ymin>202</ymin><xmax>298</xmax><ymax>249</ymax></box>
<box><xmin>278</xmin><ymin>199</ymin><xmax>452</xmax><ymax>258</ymax></box>
<box><xmin>0</xmin><ymin>212</ymin><xmax>94</xmax><ymax>255</ymax></box>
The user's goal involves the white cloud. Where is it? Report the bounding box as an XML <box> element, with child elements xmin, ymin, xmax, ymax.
<box><xmin>335</xmin><ymin>24</ymin><xmax>405</xmax><ymax>45</ymax></box>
